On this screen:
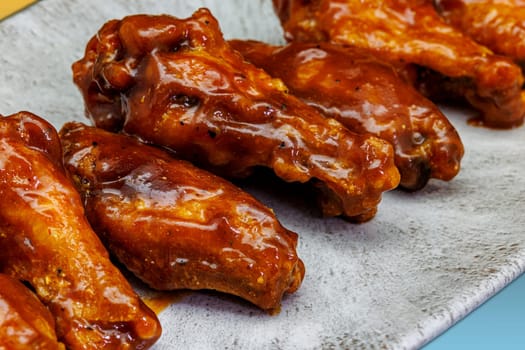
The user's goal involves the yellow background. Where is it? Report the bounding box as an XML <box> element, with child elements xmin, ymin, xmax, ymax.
<box><xmin>0</xmin><ymin>0</ymin><xmax>39</xmax><ymax>20</ymax></box>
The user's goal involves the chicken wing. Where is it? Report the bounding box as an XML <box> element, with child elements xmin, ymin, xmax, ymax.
<box><xmin>273</xmin><ymin>0</ymin><xmax>525</xmax><ymax>128</ymax></box>
<box><xmin>0</xmin><ymin>274</ymin><xmax>65</xmax><ymax>350</ymax></box>
<box><xmin>229</xmin><ymin>40</ymin><xmax>464</xmax><ymax>190</ymax></box>
<box><xmin>0</xmin><ymin>112</ymin><xmax>161</xmax><ymax>349</ymax></box>
<box><xmin>72</xmin><ymin>8</ymin><xmax>400</xmax><ymax>221</ymax></box>
<box><xmin>59</xmin><ymin>122</ymin><xmax>304</xmax><ymax>311</ymax></box>
<box><xmin>435</xmin><ymin>0</ymin><xmax>525</xmax><ymax>68</ymax></box>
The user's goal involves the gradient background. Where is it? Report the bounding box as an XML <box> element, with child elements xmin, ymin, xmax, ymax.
<box><xmin>425</xmin><ymin>272</ymin><xmax>525</xmax><ymax>349</ymax></box>
<box><xmin>0</xmin><ymin>0</ymin><xmax>38</xmax><ymax>20</ymax></box>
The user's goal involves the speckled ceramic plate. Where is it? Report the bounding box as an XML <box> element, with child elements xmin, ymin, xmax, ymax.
<box><xmin>1</xmin><ymin>1</ymin><xmax>524</xmax><ymax>349</ymax></box>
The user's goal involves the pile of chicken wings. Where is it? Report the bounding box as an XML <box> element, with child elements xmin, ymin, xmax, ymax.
<box><xmin>2</xmin><ymin>1</ymin><xmax>525</xmax><ymax>348</ymax></box>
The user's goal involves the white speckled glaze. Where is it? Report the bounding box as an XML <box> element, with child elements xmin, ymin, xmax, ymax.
<box><xmin>1</xmin><ymin>1</ymin><xmax>524</xmax><ymax>349</ymax></box>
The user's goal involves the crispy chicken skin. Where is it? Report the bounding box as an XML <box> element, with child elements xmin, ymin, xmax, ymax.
<box><xmin>273</xmin><ymin>0</ymin><xmax>525</xmax><ymax>128</ymax></box>
<box><xmin>0</xmin><ymin>112</ymin><xmax>161</xmax><ymax>349</ymax></box>
<box><xmin>72</xmin><ymin>8</ymin><xmax>400</xmax><ymax>221</ymax></box>
<box><xmin>0</xmin><ymin>274</ymin><xmax>65</xmax><ymax>350</ymax></box>
<box><xmin>435</xmin><ymin>0</ymin><xmax>525</xmax><ymax>67</ymax></box>
<box><xmin>59</xmin><ymin>122</ymin><xmax>305</xmax><ymax>311</ymax></box>
<box><xmin>229</xmin><ymin>40</ymin><xmax>464</xmax><ymax>190</ymax></box>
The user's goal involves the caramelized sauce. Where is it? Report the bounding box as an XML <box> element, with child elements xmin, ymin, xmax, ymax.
<box><xmin>143</xmin><ymin>291</ymin><xmax>191</xmax><ymax>314</ymax></box>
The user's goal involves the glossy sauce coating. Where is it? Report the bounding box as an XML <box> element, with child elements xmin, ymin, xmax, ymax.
<box><xmin>229</xmin><ymin>40</ymin><xmax>464</xmax><ymax>190</ymax></box>
<box><xmin>436</xmin><ymin>0</ymin><xmax>525</xmax><ymax>67</ymax></box>
<box><xmin>273</xmin><ymin>0</ymin><xmax>525</xmax><ymax>128</ymax></box>
<box><xmin>72</xmin><ymin>8</ymin><xmax>400</xmax><ymax>221</ymax></box>
<box><xmin>60</xmin><ymin>122</ymin><xmax>305</xmax><ymax>311</ymax></box>
<box><xmin>0</xmin><ymin>112</ymin><xmax>161</xmax><ymax>350</ymax></box>
<box><xmin>0</xmin><ymin>274</ymin><xmax>65</xmax><ymax>350</ymax></box>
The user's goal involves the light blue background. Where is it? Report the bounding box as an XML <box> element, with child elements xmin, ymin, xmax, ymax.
<box><xmin>424</xmin><ymin>272</ymin><xmax>525</xmax><ymax>349</ymax></box>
